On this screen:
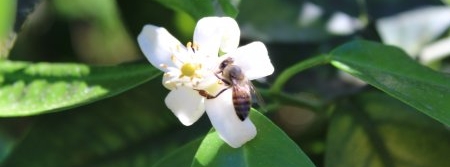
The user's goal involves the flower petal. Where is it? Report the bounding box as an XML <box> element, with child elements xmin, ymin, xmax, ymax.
<box><xmin>226</xmin><ymin>42</ymin><xmax>274</xmax><ymax>80</ymax></box>
<box><xmin>205</xmin><ymin>89</ymin><xmax>257</xmax><ymax>148</ymax></box>
<box><xmin>193</xmin><ymin>17</ymin><xmax>240</xmax><ymax>57</ymax></box>
<box><xmin>193</xmin><ymin>17</ymin><xmax>222</xmax><ymax>57</ymax></box>
<box><xmin>138</xmin><ymin>25</ymin><xmax>184</xmax><ymax>71</ymax></box>
<box><xmin>165</xmin><ymin>87</ymin><xmax>205</xmax><ymax>126</ymax></box>
<box><xmin>217</xmin><ymin>17</ymin><xmax>240</xmax><ymax>54</ymax></box>
<box><xmin>162</xmin><ymin>72</ymin><xmax>179</xmax><ymax>90</ymax></box>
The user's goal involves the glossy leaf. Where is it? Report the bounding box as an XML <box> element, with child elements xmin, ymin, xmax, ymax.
<box><xmin>0</xmin><ymin>60</ymin><xmax>160</xmax><ymax>117</ymax></box>
<box><xmin>1</xmin><ymin>80</ymin><xmax>208</xmax><ymax>167</ymax></box>
<box><xmin>330</xmin><ymin>40</ymin><xmax>450</xmax><ymax>125</ymax></box>
<box><xmin>325</xmin><ymin>91</ymin><xmax>450</xmax><ymax>167</ymax></box>
<box><xmin>192</xmin><ymin>110</ymin><xmax>316</xmax><ymax>167</ymax></box>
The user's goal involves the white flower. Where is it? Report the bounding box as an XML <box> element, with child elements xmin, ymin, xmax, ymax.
<box><xmin>137</xmin><ymin>17</ymin><xmax>274</xmax><ymax>148</ymax></box>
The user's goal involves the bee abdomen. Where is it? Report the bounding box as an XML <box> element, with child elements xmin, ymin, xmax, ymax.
<box><xmin>232</xmin><ymin>95</ymin><xmax>251</xmax><ymax>121</ymax></box>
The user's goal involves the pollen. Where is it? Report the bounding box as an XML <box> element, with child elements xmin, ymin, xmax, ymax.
<box><xmin>180</xmin><ymin>63</ymin><xmax>200</xmax><ymax>77</ymax></box>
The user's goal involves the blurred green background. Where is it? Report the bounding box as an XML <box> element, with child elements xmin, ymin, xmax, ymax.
<box><xmin>1</xmin><ymin>0</ymin><xmax>450</xmax><ymax>166</ymax></box>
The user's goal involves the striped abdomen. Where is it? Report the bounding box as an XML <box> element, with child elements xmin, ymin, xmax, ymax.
<box><xmin>232</xmin><ymin>85</ymin><xmax>252</xmax><ymax>121</ymax></box>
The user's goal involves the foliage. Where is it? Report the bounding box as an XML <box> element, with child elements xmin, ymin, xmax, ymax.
<box><xmin>1</xmin><ymin>0</ymin><xmax>449</xmax><ymax>167</ymax></box>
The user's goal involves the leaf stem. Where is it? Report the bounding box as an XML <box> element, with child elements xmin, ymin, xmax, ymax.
<box><xmin>260</xmin><ymin>55</ymin><xmax>331</xmax><ymax>112</ymax></box>
<box><xmin>270</xmin><ymin>54</ymin><xmax>331</xmax><ymax>93</ymax></box>
<box><xmin>259</xmin><ymin>88</ymin><xmax>323</xmax><ymax>112</ymax></box>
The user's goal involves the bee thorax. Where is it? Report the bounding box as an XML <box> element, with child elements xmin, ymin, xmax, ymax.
<box><xmin>223</xmin><ymin>65</ymin><xmax>245</xmax><ymax>81</ymax></box>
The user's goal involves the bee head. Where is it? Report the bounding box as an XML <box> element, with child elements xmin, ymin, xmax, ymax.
<box><xmin>219</xmin><ymin>57</ymin><xmax>234</xmax><ymax>71</ymax></box>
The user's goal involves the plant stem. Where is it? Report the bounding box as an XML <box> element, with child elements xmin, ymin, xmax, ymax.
<box><xmin>254</xmin><ymin>55</ymin><xmax>331</xmax><ymax>113</ymax></box>
<box><xmin>259</xmin><ymin>88</ymin><xmax>323</xmax><ymax>112</ymax></box>
<box><xmin>270</xmin><ymin>54</ymin><xmax>330</xmax><ymax>93</ymax></box>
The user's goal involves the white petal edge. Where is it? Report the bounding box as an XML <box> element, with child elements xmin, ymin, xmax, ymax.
<box><xmin>138</xmin><ymin>25</ymin><xmax>183</xmax><ymax>72</ymax></box>
<box><xmin>218</xmin><ymin>17</ymin><xmax>240</xmax><ymax>54</ymax></box>
<box><xmin>193</xmin><ymin>17</ymin><xmax>222</xmax><ymax>57</ymax></box>
<box><xmin>165</xmin><ymin>87</ymin><xmax>206</xmax><ymax>126</ymax></box>
<box><xmin>193</xmin><ymin>17</ymin><xmax>240</xmax><ymax>57</ymax></box>
<box><xmin>205</xmin><ymin>89</ymin><xmax>257</xmax><ymax>148</ymax></box>
<box><xmin>225</xmin><ymin>42</ymin><xmax>274</xmax><ymax>80</ymax></box>
<box><xmin>162</xmin><ymin>72</ymin><xmax>179</xmax><ymax>90</ymax></box>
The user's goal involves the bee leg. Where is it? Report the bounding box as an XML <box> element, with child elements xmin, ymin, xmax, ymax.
<box><xmin>214</xmin><ymin>73</ymin><xmax>231</xmax><ymax>86</ymax></box>
<box><xmin>195</xmin><ymin>87</ymin><xmax>230</xmax><ymax>99</ymax></box>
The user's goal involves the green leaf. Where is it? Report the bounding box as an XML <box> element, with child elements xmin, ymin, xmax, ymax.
<box><xmin>0</xmin><ymin>0</ymin><xmax>15</xmax><ymax>39</ymax></box>
<box><xmin>0</xmin><ymin>60</ymin><xmax>160</xmax><ymax>117</ymax></box>
<box><xmin>1</xmin><ymin>0</ymin><xmax>42</xmax><ymax>59</ymax></box>
<box><xmin>53</xmin><ymin>0</ymin><xmax>117</xmax><ymax>20</ymax></box>
<box><xmin>154</xmin><ymin>0</ymin><xmax>238</xmax><ymax>20</ymax></box>
<box><xmin>1</xmin><ymin>80</ymin><xmax>206</xmax><ymax>167</ymax></box>
<box><xmin>0</xmin><ymin>0</ymin><xmax>16</xmax><ymax>58</ymax></box>
<box><xmin>330</xmin><ymin>40</ymin><xmax>450</xmax><ymax>126</ymax></box>
<box><xmin>218</xmin><ymin>0</ymin><xmax>238</xmax><ymax>18</ymax></box>
<box><xmin>153</xmin><ymin>138</ymin><xmax>203</xmax><ymax>167</ymax></box>
<box><xmin>443</xmin><ymin>0</ymin><xmax>450</xmax><ymax>5</ymax></box>
<box><xmin>154</xmin><ymin>0</ymin><xmax>214</xmax><ymax>20</ymax></box>
<box><xmin>192</xmin><ymin>110</ymin><xmax>316</xmax><ymax>167</ymax></box>
<box><xmin>325</xmin><ymin>91</ymin><xmax>450</xmax><ymax>167</ymax></box>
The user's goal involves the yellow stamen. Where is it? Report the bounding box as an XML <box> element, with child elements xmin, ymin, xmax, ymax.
<box><xmin>180</xmin><ymin>63</ymin><xmax>199</xmax><ymax>77</ymax></box>
<box><xmin>187</xmin><ymin>42</ymin><xmax>192</xmax><ymax>49</ymax></box>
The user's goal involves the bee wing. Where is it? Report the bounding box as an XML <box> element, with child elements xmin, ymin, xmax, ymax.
<box><xmin>247</xmin><ymin>80</ymin><xmax>267</xmax><ymax>112</ymax></box>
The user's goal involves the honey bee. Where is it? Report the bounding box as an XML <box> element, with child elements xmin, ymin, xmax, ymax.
<box><xmin>197</xmin><ymin>57</ymin><xmax>261</xmax><ymax>121</ymax></box>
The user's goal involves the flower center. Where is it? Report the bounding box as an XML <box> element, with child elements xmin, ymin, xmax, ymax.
<box><xmin>181</xmin><ymin>63</ymin><xmax>200</xmax><ymax>77</ymax></box>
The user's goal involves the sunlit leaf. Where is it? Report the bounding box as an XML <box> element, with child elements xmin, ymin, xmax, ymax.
<box><xmin>0</xmin><ymin>0</ymin><xmax>16</xmax><ymax>58</ymax></box>
<box><xmin>1</xmin><ymin>80</ymin><xmax>208</xmax><ymax>167</ymax></box>
<box><xmin>330</xmin><ymin>40</ymin><xmax>450</xmax><ymax>126</ymax></box>
<box><xmin>0</xmin><ymin>0</ymin><xmax>15</xmax><ymax>38</ymax></box>
<box><xmin>192</xmin><ymin>110</ymin><xmax>316</xmax><ymax>167</ymax></box>
<box><xmin>325</xmin><ymin>91</ymin><xmax>450</xmax><ymax>167</ymax></box>
<box><xmin>0</xmin><ymin>60</ymin><xmax>160</xmax><ymax>117</ymax></box>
